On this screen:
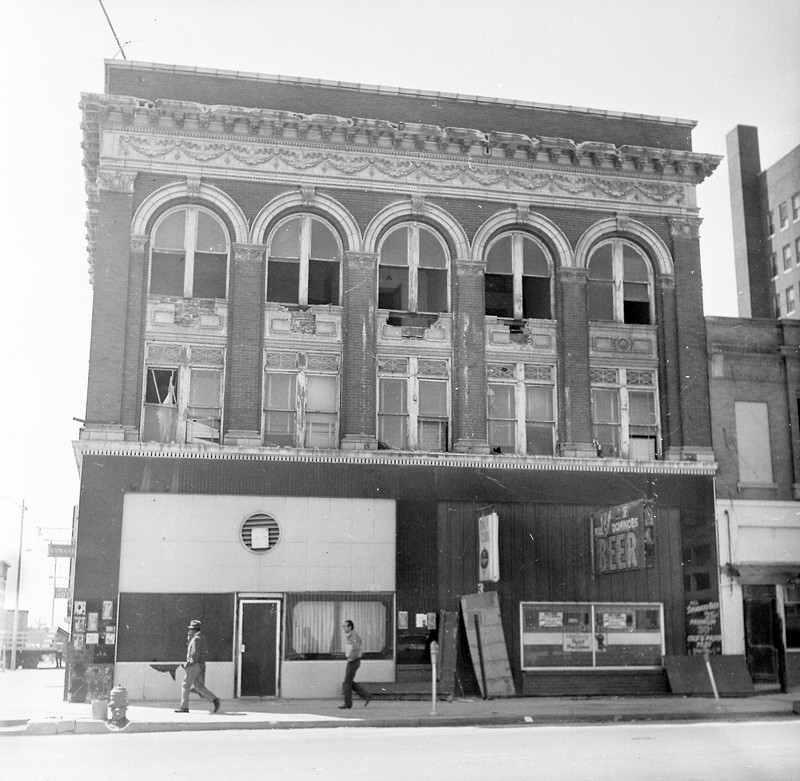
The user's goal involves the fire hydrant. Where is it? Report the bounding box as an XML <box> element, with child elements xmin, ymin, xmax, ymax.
<box><xmin>107</xmin><ymin>685</ymin><xmax>129</xmax><ymax>729</ymax></box>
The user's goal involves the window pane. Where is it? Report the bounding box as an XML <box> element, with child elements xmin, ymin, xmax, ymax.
<box><xmin>522</xmin><ymin>237</ymin><xmax>549</xmax><ymax>277</ymax></box>
<box><xmin>308</xmin><ymin>258</ymin><xmax>339</xmax><ymax>305</ymax></box>
<box><xmin>623</xmin><ymin>246</ymin><xmax>649</xmax><ymax>281</ymax></box>
<box><xmin>378</xmin><ymin>266</ymin><xmax>409</xmax><ymax>310</ymax></box>
<box><xmin>143</xmin><ymin>368</ymin><xmax>178</xmax><ymax>443</ymax></box>
<box><xmin>526</xmin><ymin>421</ymin><xmax>553</xmax><ymax>455</ymax></box>
<box><xmin>270</xmin><ymin>218</ymin><xmax>301</xmax><ymax>257</ymax></box>
<box><xmin>488</xmin><ymin>384</ymin><xmax>515</xmax><ymax>418</ymax></box>
<box><xmin>267</xmin><ymin>258</ymin><xmax>300</xmax><ymax>303</ymax></box>
<box><xmin>418</xmin><ymin>228</ymin><xmax>447</xmax><ymax>269</ymax></box>
<box><xmin>378</xmin><ymin>416</ymin><xmax>407</xmax><ymax>449</ymax></box>
<box><xmin>588</xmin><ymin>280</ymin><xmax>614</xmax><ymax>320</ymax></box>
<box><xmin>305</xmin><ymin>413</ymin><xmax>336</xmax><ymax>448</ymax></box>
<box><xmin>418</xmin><ymin>420</ymin><xmax>447</xmax><ymax>451</ymax></box>
<box><xmin>193</xmin><ymin>252</ymin><xmax>227</xmax><ymax>298</ymax></box>
<box><xmin>380</xmin><ymin>228</ymin><xmax>408</xmax><ymax>266</ymax></box>
<box><xmin>310</xmin><ymin>220</ymin><xmax>339</xmax><ymax>260</ymax></box>
<box><xmin>488</xmin><ymin>420</ymin><xmax>515</xmax><ymax>451</ymax></box>
<box><xmin>150</xmin><ymin>252</ymin><xmax>185</xmax><ymax>296</ymax></box>
<box><xmin>145</xmin><ymin>368</ymin><xmax>178</xmax><ymax>405</ymax></box>
<box><xmin>196</xmin><ymin>211</ymin><xmax>227</xmax><ymax>253</ymax></box>
<box><xmin>265</xmin><ymin>373</ymin><xmax>296</xmax><ymax>410</ymax></box>
<box><xmin>592</xmin><ymin>388</ymin><xmax>619</xmax><ymax>422</ymax></box>
<box><xmin>485</xmin><ymin>274</ymin><xmax>514</xmax><ymax>317</ymax></box>
<box><xmin>153</xmin><ymin>211</ymin><xmax>186</xmax><ymax>250</ymax></box>
<box><xmin>419</xmin><ymin>380</ymin><xmax>447</xmax><ymax>416</ymax></box>
<box><xmin>379</xmin><ymin>378</ymin><xmax>406</xmax><ymax>413</ymax></box>
<box><xmin>588</xmin><ymin>245</ymin><xmax>613</xmax><ymax>279</ymax></box>
<box><xmin>189</xmin><ymin>369</ymin><xmax>221</xmax><ymax>408</ymax></box>
<box><xmin>526</xmin><ymin>385</ymin><xmax>553</xmax><ymax>421</ymax></box>
<box><xmin>522</xmin><ymin>276</ymin><xmax>551</xmax><ymax>319</ymax></box>
<box><xmin>307</xmin><ymin>375</ymin><xmax>337</xmax><ymax>411</ymax></box>
<box><xmin>417</xmin><ymin>267</ymin><xmax>448</xmax><ymax>312</ymax></box>
<box><xmin>264</xmin><ymin>412</ymin><xmax>295</xmax><ymax>446</ymax></box>
<box><xmin>486</xmin><ymin>236</ymin><xmax>513</xmax><ymax>273</ymax></box>
<box><xmin>593</xmin><ymin>424</ymin><xmax>620</xmax><ymax>457</ymax></box>
<box><xmin>629</xmin><ymin>391</ymin><xmax>656</xmax><ymax>426</ymax></box>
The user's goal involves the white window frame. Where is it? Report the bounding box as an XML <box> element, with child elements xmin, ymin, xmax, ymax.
<box><xmin>587</xmin><ymin>239</ymin><xmax>654</xmax><ymax>325</ymax></box>
<box><xmin>149</xmin><ymin>206</ymin><xmax>230</xmax><ymax>299</ymax></box>
<box><xmin>141</xmin><ymin>345</ymin><xmax>225</xmax><ymax>444</ymax></box>
<box><xmin>377</xmin><ymin>356</ymin><xmax>450</xmax><ymax>451</ymax></box>
<box><xmin>734</xmin><ymin>400</ymin><xmax>774</xmax><ymax>487</ymax></box>
<box><xmin>779</xmin><ymin>202</ymin><xmax>789</xmax><ymax>230</ymax></box>
<box><xmin>265</xmin><ymin>214</ymin><xmax>342</xmax><ymax>306</ymax></box>
<box><xmin>486</xmin><ymin>363</ymin><xmax>556</xmax><ymax>455</ymax></box>
<box><xmin>792</xmin><ymin>193</ymin><xmax>800</xmax><ymax>223</ymax></box>
<box><xmin>378</xmin><ymin>223</ymin><xmax>450</xmax><ymax>314</ymax></box>
<box><xmin>262</xmin><ymin>352</ymin><xmax>340</xmax><ymax>449</ymax></box>
<box><xmin>591</xmin><ymin>367</ymin><xmax>661</xmax><ymax>460</ymax></box>
<box><xmin>786</xmin><ymin>286</ymin><xmax>796</xmax><ymax>315</ymax></box>
<box><xmin>783</xmin><ymin>245</ymin><xmax>793</xmax><ymax>273</ymax></box>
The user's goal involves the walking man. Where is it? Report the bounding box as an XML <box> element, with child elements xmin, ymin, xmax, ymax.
<box><xmin>339</xmin><ymin>619</ymin><xmax>371</xmax><ymax>709</ymax></box>
<box><xmin>175</xmin><ymin>619</ymin><xmax>221</xmax><ymax>713</ymax></box>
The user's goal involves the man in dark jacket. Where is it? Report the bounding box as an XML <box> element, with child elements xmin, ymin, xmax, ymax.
<box><xmin>175</xmin><ymin>619</ymin><xmax>221</xmax><ymax>713</ymax></box>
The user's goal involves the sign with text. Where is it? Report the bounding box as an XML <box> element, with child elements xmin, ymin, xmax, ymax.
<box><xmin>686</xmin><ymin>600</ymin><xmax>722</xmax><ymax>655</ymax></box>
<box><xmin>591</xmin><ymin>500</ymin><xmax>655</xmax><ymax>575</ymax></box>
<box><xmin>478</xmin><ymin>512</ymin><xmax>500</xmax><ymax>583</ymax></box>
<box><xmin>47</xmin><ymin>543</ymin><xmax>75</xmax><ymax>558</ymax></box>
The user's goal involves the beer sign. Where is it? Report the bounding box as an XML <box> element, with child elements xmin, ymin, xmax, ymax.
<box><xmin>591</xmin><ymin>499</ymin><xmax>655</xmax><ymax>575</ymax></box>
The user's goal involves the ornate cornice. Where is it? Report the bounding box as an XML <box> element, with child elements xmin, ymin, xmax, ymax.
<box><xmin>97</xmin><ymin>167</ymin><xmax>137</xmax><ymax>193</ymax></box>
<box><xmin>669</xmin><ymin>216</ymin><xmax>703</xmax><ymax>240</ymax></box>
<box><xmin>130</xmin><ymin>234</ymin><xmax>148</xmax><ymax>253</ymax></box>
<box><xmin>454</xmin><ymin>257</ymin><xmax>485</xmax><ymax>276</ymax></box>
<box><xmin>231</xmin><ymin>243</ymin><xmax>265</xmax><ymax>263</ymax></box>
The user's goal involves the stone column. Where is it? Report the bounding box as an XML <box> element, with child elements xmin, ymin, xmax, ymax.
<box><xmin>452</xmin><ymin>257</ymin><xmax>490</xmax><ymax>453</ymax></box>
<box><xmin>340</xmin><ymin>252</ymin><xmax>379</xmax><ymax>450</ymax></box>
<box><xmin>668</xmin><ymin>216</ymin><xmax>714</xmax><ymax>461</ymax></box>
<box><xmin>83</xmin><ymin>169</ymin><xmax>137</xmax><ymax>440</ymax></box>
<box><xmin>556</xmin><ymin>266</ymin><xmax>596</xmax><ymax>457</ymax></box>
<box><xmin>224</xmin><ymin>244</ymin><xmax>265</xmax><ymax>447</ymax></box>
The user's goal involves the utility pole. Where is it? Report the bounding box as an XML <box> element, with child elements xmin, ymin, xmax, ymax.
<box><xmin>10</xmin><ymin>500</ymin><xmax>26</xmax><ymax>672</ymax></box>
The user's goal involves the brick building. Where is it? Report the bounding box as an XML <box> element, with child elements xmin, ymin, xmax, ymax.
<box><xmin>727</xmin><ymin>126</ymin><xmax>800</xmax><ymax>319</ymax></box>
<box><xmin>707</xmin><ymin>316</ymin><xmax>800</xmax><ymax>688</ymax></box>
<box><xmin>70</xmin><ymin>60</ymin><xmax>723</xmax><ymax>701</ymax></box>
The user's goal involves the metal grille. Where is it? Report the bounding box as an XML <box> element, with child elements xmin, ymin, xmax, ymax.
<box><xmin>378</xmin><ymin>357</ymin><xmax>409</xmax><ymax>374</ymax></box>
<box><xmin>627</xmin><ymin>369</ymin><xmax>655</xmax><ymax>387</ymax></box>
<box><xmin>265</xmin><ymin>351</ymin><xmax>299</xmax><ymax>370</ymax></box>
<box><xmin>307</xmin><ymin>353</ymin><xmax>340</xmax><ymax>372</ymax></box>
<box><xmin>487</xmin><ymin>363</ymin><xmax>515</xmax><ymax>379</ymax></box>
<box><xmin>147</xmin><ymin>343</ymin><xmax>182</xmax><ymax>364</ymax></box>
<box><xmin>417</xmin><ymin>359</ymin><xmax>448</xmax><ymax>377</ymax></box>
<box><xmin>524</xmin><ymin>364</ymin><xmax>553</xmax><ymax>382</ymax></box>
<box><xmin>241</xmin><ymin>513</ymin><xmax>281</xmax><ymax>553</ymax></box>
<box><xmin>590</xmin><ymin>368</ymin><xmax>618</xmax><ymax>384</ymax></box>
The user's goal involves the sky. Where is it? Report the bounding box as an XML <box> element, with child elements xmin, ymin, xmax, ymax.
<box><xmin>1</xmin><ymin>0</ymin><xmax>798</xmax><ymax>627</ymax></box>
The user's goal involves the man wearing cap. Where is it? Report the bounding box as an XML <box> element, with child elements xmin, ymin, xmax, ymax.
<box><xmin>175</xmin><ymin>619</ymin><xmax>221</xmax><ymax>713</ymax></box>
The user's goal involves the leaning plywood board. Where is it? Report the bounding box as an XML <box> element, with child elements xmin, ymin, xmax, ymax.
<box><xmin>460</xmin><ymin>592</ymin><xmax>516</xmax><ymax>698</ymax></box>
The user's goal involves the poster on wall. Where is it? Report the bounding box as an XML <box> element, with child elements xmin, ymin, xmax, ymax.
<box><xmin>478</xmin><ymin>512</ymin><xmax>500</xmax><ymax>583</ymax></box>
<box><xmin>686</xmin><ymin>600</ymin><xmax>722</xmax><ymax>655</ymax></box>
<box><xmin>591</xmin><ymin>499</ymin><xmax>655</xmax><ymax>575</ymax></box>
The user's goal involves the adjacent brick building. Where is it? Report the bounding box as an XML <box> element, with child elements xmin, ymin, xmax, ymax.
<box><xmin>70</xmin><ymin>60</ymin><xmax>724</xmax><ymax>701</ymax></box>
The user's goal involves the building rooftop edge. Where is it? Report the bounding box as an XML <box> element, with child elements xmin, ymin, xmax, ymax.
<box><xmin>105</xmin><ymin>60</ymin><xmax>698</xmax><ymax>129</ymax></box>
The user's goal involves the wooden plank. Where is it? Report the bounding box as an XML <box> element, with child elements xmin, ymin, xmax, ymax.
<box><xmin>460</xmin><ymin>592</ymin><xmax>515</xmax><ymax>698</ymax></box>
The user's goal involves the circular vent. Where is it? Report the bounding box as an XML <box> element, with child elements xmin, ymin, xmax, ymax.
<box><xmin>241</xmin><ymin>512</ymin><xmax>280</xmax><ymax>553</ymax></box>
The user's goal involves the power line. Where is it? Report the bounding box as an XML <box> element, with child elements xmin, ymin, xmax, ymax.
<box><xmin>97</xmin><ymin>0</ymin><xmax>127</xmax><ymax>60</ymax></box>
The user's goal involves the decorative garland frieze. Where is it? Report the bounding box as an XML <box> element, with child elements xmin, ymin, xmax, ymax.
<box><xmin>96</xmin><ymin>167</ymin><xmax>137</xmax><ymax>193</ymax></box>
<box><xmin>111</xmin><ymin>132</ymin><xmax>692</xmax><ymax>208</ymax></box>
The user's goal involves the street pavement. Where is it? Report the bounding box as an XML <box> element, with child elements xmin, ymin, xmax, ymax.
<box><xmin>1</xmin><ymin>667</ymin><xmax>798</xmax><ymax>736</ymax></box>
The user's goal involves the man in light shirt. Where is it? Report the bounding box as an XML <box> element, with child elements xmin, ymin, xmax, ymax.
<box><xmin>339</xmin><ymin>620</ymin><xmax>371</xmax><ymax>709</ymax></box>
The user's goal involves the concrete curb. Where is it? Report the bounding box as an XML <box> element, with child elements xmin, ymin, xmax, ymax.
<box><xmin>9</xmin><ymin>708</ymin><xmax>797</xmax><ymax>736</ymax></box>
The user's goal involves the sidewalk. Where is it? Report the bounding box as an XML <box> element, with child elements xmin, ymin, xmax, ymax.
<box><xmin>1</xmin><ymin>668</ymin><xmax>798</xmax><ymax>736</ymax></box>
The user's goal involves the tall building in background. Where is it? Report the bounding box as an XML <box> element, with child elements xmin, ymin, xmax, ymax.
<box><xmin>727</xmin><ymin>126</ymin><xmax>800</xmax><ymax>319</ymax></box>
<box><xmin>70</xmin><ymin>61</ymin><xmax>723</xmax><ymax>703</ymax></box>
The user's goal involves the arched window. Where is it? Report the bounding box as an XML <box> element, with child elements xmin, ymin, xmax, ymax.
<box><xmin>149</xmin><ymin>206</ymin><xmax>229</xmax><ymax>299</ymax></box>
<box><xmin>266</xmin><ymin>215</ymin><xmax>341</xmax><ymax>306</ymax></box>
<box><xmin>378</xmin><ymin>223</ymin><xmax>449</xmax><ymax>313</ymax></box>
<box><xmin>588</xmin><ymin>240</ymin><xmax>653</xmax><ymax>325</ymax></box>
<box><xmin>484</xmin><ymin>232</ymin><xmax>552</xmax><ymax>319</ymax></box>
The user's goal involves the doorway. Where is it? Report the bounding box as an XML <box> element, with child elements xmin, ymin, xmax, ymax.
<box><xmin>742</xmin><ymin>585</ymin><xmax>783</xmax><ymax>686</ymax></box>
<box><xmin>237</xmin><ymin>599</ymin><xmax>281</xmax><ymax>697</ymax></box>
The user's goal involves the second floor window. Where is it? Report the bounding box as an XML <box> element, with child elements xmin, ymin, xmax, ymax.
<box><xmin>377</xmin><ymin>357</ymin><xmax>449</xmax><ymax>451</ymax></box>
<box><xmin>591</xmin><ymin>368</ymin><xmax>660</xmax><ymax>460</ymax></box>
<box><xmin>487</xmin><ymin>363</ymin><xmax>555</xmax><ymax>455</ymax></box>
<box><xmin>484</xmin><ymin>232</ymin><xmax>552</xmax><ymax>319</ymax></box>
<box><xmin>267</xmin><ymin>215</ymin><xmax>341</xmax><ymax>306</ymax></box>
<box><xmin>378</xmin><ymin>223</ymin><xmax>449</xmax><ymax>313</ymax></box>
<box><xmin>263</xmin><ymin>352</ymin><xmax>339</xmax><ymax>448</ymax></box>
<box><xmin>783</xmin><ymin>245</ymin><xmax>793</xmax><ymax>272</ymax></box>
<box><xmin>150</xmin><ymin>207</ymin><xmax>229</xmax><ymax>299</ymax></box>
<box><xmin>141</xmin><ymin>345</ymin><xmax>224</xmax><ymax>444</ymax></box>
<box><xmin>588</xmin><ymin>240</ymin><xmax>653</xmax><ymax>325</ymax></box>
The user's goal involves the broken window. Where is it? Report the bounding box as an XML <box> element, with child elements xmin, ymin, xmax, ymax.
<box><xmin>266</xmin><ymin>215</ymin><xmax>341</xmax><ymax>306</ymax></box>
<box><xmin>149</xmin><ymin>207</ymin><xmax>229</xmax><ymax>299</ymax></box>
<box><xmin>379</xmin><ymin>223</ymin><xmax>449</xmax><ymax>314</ymax></box>
<box><xmin>142</xmin><ymin>362</ymin><xmax>222</xmax><ymax>444</ymax></box>
<box><xmin>588</xmin><ymin>239</ymin><xmax>653</xmax><ymax>325</ymax></box>
<box><xmin>485</xmin><ymin>232</ymin><xmax>552</xmax><ymax>320</ymax></box>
